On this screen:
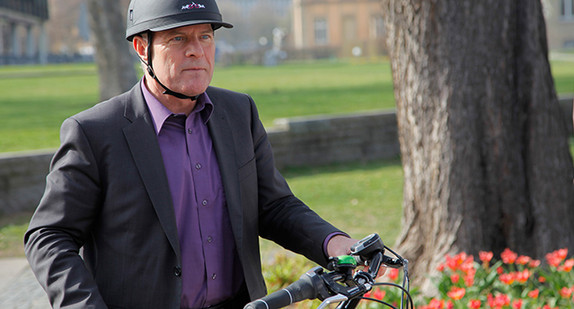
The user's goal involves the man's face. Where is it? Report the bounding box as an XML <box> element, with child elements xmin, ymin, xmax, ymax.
<box><xmin>146</xmin><ymin>24</ymin><xmax>216</xmax><ymax>97</ymax></box>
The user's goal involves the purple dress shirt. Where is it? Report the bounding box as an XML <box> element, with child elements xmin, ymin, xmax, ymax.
<box><xmin>142</xmin><ymin>80</ymin><xmax>244</xmax><ymax>308</ymax></box>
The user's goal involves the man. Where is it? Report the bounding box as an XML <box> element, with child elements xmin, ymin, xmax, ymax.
<box><xmin>25</xmin><ymin>0</ymin><xmax>362</xmax><ymax>308</ymax></box>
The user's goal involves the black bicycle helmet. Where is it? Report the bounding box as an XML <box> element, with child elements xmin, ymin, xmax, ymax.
<box><xmin>126</xmin><ymin>0</ymin><xmax>233</xmax><ymax>41</ymax></box>
<box><xmin>126</xmin><ymin>0</ymin><xmax>233</xmax><ymax>100</ymax></box>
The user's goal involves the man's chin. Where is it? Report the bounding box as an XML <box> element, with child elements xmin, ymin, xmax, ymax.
<box><xmin>181</xmin><ymin>86</ymin><xmax>209</xmax><ymax>97</ymax></box>
<box><xmin>177</xmin><ymin>80</ymin><xmax>209</xmax><ymax>93</ymax></box>
<box><xmin>166</xmin><ymin>84</ymin><xmax>207</xmax><ymax>97</ymax></box>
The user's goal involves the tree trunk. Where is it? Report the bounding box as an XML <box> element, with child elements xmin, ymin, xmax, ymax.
<box><xmin>382</xmin><ymin>0</ymin><xmax>574</xmax><ymax>292</ymax></box>
<box><xmin>86</xmin><ymin>0</ymin><xmax>138</xmax><ymax>101</ymax></box>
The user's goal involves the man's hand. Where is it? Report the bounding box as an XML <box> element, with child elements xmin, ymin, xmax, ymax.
<box><xmin>327</xmin><ymin>235</ymin><xmax>387</xmax><ymax>278</ymax></box>
<box><xmin>326</xmin><ymin>235</ymin><xmax>357</xmax><ymax>257</ymax></box>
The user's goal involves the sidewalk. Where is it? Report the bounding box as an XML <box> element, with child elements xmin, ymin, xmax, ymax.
<box><xmin>0</xmin><ymin>257</ymin><xmax>50</xmax><ymax>309</ymax></box>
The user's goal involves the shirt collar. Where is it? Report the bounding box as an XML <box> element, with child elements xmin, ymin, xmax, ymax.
<box><xmin>140</xmin><ymin>78</ymin><xmax>214</xmax><ymax>135</ymax></box>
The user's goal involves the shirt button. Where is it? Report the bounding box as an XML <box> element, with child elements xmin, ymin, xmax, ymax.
<box><xmin>195</xmin><ymin>163</ymin><xmax>202</xmax><ymax>170</ymax></box>
<box><xmin>207</xmin><ymin>236</ymin><xmax>213</xmax><ymax>243</ymax></box>
<box><xmin>202</xmin><ymin>199</ymin><xmax>208</xmax><ymax>206</ymax></box>
<box><xmin>212</xmin><ymin>273</ymin><xmax>217</xmax><ymax>280</ymax></box>
<box><xmin>174</xmin><ymin>266</ymin><xmax>182</xmax><ymax>277</ymax></box>
<box><xmin>187</xmin><ymin>128</ymin><xmax>193</xmax><ymax>134</ymax></box>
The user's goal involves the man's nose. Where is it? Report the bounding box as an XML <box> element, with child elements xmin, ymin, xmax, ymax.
<box><xmin>185</xmin><ymin>39</ymin><xmax>204</xmax><ymax>58</ymax></box>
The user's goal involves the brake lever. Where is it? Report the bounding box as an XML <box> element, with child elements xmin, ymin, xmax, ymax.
<box><xmin>316</xmin><ymin>294</ymin><xmax>348</xmax><ymax>309</ymax></box>
<box><xmin>366</xmin><ymin>252</ymin><xmax>383</xmax><ymax>278</ymax></box>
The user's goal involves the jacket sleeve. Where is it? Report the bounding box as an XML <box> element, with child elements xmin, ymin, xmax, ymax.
<box><xmin>246</xmin><ymin>96</ymin><xmax>345</xmax><ymax>267</ymax></box>
<box><xmin>24</xmin><ymin>117</ymin><xmax>108</xmax><ymax>309</ymax></box>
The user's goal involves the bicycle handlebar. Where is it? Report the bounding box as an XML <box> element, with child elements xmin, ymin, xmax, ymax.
<box><xmin>244</xmin><ymin>234</ymin><xmax>410</xmax><ymax>309</ymax></box>
<box><xmin>244</xmin><ymin>267</ymin><xmax>328</xmax><ymax>309</ymax></box>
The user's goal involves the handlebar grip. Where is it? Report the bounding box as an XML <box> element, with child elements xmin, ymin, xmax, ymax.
<box><xmin>244</xmin><ymin>272</ymin><xmax>317</xmax><ymax>309</ymax></box>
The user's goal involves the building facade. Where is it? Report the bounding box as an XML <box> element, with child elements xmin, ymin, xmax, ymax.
<box><xmin>217</xmin><ymin>0</ymin><xmax>291</xmax><ymax>18</ymax></box>
<box><xmin>0</xmin><ymin>0</ymin><xmax>49</xmax><ymax>65</ymax></box>
<box><xmin>544</xmin><ymin>0</ymin><xmax>574</xmax><ymax>49</ymax></box>
<box><xmin>292</xmin><ymin>0</ymin><xmax>385</xmax><ymax>58</ymax></box>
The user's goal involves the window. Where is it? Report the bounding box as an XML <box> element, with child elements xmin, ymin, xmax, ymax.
<box><xmin>560</xmin><ymin>0</ymin><xmax>574</xmax><ymax>19</ymax></box>
<box><xmin>342</xmin><ymin>15</ymin><xmax>357</xmax><ymax>41</ymax></box>
<box><xmin>370</xmin><ymin>15</ymin><xmax>385</xmax><ymax>39</ymax></box>
<box><xmin>314</xmin><ymin>18</ymin><xmax>328</xmax><ymax>45</ymax></box>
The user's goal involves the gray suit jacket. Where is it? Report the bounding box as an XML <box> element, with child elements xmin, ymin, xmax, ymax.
<box><xmin>25</xmin><ymin>84</ymin><xmax>342</xmax><ymax>309</ymax></box>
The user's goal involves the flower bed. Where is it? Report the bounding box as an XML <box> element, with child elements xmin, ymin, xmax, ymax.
<box><xmin>417</xmin><ymin>248</ymin><xmax>574</xmax><ymax>309</ymax></box>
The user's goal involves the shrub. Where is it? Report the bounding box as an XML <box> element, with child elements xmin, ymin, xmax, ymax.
<box><xmin>263</xmin><ymin>252</ymin><xmax>315</xmax><ymax>292</ymax></box>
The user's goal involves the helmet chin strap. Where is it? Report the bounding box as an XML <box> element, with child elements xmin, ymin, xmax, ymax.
<box><xmin>141</xmin><ymin>32</ymin><xmax>200</xmax><ymax>101</ymax></box>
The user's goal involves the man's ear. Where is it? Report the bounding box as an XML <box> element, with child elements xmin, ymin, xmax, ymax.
<box><xmin>133</xmin><ymin>35</ymin><xmax>148</xmax><ymax>62</ymax></box>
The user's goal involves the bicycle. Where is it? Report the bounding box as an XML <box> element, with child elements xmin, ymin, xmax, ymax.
<box><xmin>244</xmin><ymin>234</ymin><xmax>414</xmax><ymax>309</ymax></box>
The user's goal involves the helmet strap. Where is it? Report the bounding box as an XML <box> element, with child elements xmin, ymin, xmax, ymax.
<box><xmin>142</xmin><ymin>31</ymin><xmax>200</xmax><ymax>101</ymax></box>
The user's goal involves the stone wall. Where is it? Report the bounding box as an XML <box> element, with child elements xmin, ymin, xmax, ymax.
<box><xmin>269</xmin><ymin>110</ymin><xmax>399</xmax><ymax>169</ymax></box>
<box><xmin>0</xmin><ymin>150</ymin><xmax>52</xmax><ymax>215</ymax></box>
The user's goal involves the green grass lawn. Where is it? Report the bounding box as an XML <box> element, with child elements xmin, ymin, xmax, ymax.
<box><xmin>1</xmin><ymin>58</ymin><xmax>572</xmax><ymax>153</ymax></box>
<box><xmin>0</xmin><ymin>63</ymin><xmax>98</xmax><ymax>152</ymax></box>
<box><xmin>0</xmin><ymin>59</ymin><xmax>393</xmax><ymax>153</ymax></box>
<box><xmin>1</xmin><ymin>58</ymin><xmax>573</xmax><ymax>153</ymax></box>
<box><xmin>211</xmin><ymin>59</ymin><xmax>396</xmax><ymax>127</ymax></box>
<box><xmin>0</xmin><ymin>213</ymin><xmax>31</xmax><ymax>258</ymax></box>
<box><xmin>282</xmin><ymin>159</ymin><xmax>403</xmax><ymax>240</ymax></box>
<box><xmin>551</xmin><ymin>60</ymin><xmax>574</xmax><ymax>94</ymax></box>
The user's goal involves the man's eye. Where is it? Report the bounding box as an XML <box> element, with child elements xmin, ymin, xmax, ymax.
<box><xmin>172</xmin><ymin>36</ymin><xmax>184</xmax><ymax>42</ymax></box>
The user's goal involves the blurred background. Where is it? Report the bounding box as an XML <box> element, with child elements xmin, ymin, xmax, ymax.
<box><xmin>0</xmin><ymin>0</ymin><xmax>387</xmax><ymax>66</ymax></box>
<box><xmin>0</xmin><ymin>0</ymin><xmax>574</xmax><ymax>65</ymax></box>
<box><xmin>3</xmin><ymin>0</ymin><xmax>573</xmax><ymax>67</ymax></box>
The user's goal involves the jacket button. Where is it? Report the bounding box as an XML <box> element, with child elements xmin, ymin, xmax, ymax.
<box><xmin>174</xmin><ymin>266</ymin><xmax>182</xmax><ymax>277</ymax></box>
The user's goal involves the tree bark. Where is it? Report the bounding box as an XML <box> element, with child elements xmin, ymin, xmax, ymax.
<box><xmin>86</xmin><ymin>0</ymin><xmax>138</xmax><ymax>101</ymax></box>
<box><xmin>382</xmin><ymin>0</ymin><xmax>574</xmax><ymax>292</ymax></box>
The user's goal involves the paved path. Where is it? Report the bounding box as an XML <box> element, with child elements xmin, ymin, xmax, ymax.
<box><xmin>0</xmin><ymin>258</ymin><xmax>50</xmax><ymax>309</ymax></box>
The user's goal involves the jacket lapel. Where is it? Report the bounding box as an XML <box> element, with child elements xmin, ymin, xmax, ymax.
<box><xmin>207</xmin><ymin>91</ymin><xmax>244</xmax><ymax>251</ymax></box>
<box><xmin>121</xmin><ymin>85</ymin><xmax>181</xmax><ymax>259</ymax></box>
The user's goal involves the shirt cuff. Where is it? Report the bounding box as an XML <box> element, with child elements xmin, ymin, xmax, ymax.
<box><xmin>323</xmin><ymin>232</ymin><xmax>351</xmax><ymax>258</ymax></box>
